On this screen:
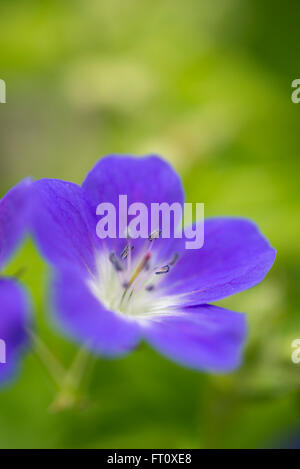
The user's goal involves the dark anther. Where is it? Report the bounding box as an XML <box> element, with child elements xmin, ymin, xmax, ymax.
<box><xmin>109</xmin><ymin>252</ymin><xmax>124</xmax><ymax>272</ymax></box>
<box><xmin>121</xmin><ymin>244</ymin><xmax>134</xmax><ymax>260</ymax></box>
<box><xmin>148</xmin><ymin>229</ymin><xmax>162</xmax><ymax>241</ymax></box>
<box><xmin>169</xmin><ymin>252</ymin><xmax>179</xmax><ymax>266</ymax></box>
<box><xmin>155</xmin><ymin>265</ymin><xmax>170</xmax><ymax>275</ymax></box>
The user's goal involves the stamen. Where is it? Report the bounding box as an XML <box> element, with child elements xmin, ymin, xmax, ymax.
<box><xmin>121</xmin><ymin>244</ymin><xmax>134</xmax><ymax>260</ymax></box>
<box><xmin>148</xmin><ymin>229</ymin><xmax>162</xmax><ymax>241</ymax></box>
<box><xmin>109</xmin><ymin>252</ymin><xmax>124</xmax><ymax>272</ymax></box>
<box><xmin>155</xmin><ymin>265</ymin><xmax>170</xmax><ymax>275</ymax></box>
<box><xmin>169</xmin><ymin>252</ymin><xmax>179</xmax><ymax>266</ymax></box>
<box><xmin>146</xmin><ymin>285</ymin><xmax>155</xmax><ymax>292</ymax></box>
<box><xmin>124</xmin><ymin>226</ymin><xmax>133</xmax><ymax>239</ymax></box>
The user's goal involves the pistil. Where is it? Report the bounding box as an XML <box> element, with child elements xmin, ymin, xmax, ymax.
<box><xmin>128</xmin><ymin>252</ymin><xmax>151</xmax><ymax>286</ymax></box>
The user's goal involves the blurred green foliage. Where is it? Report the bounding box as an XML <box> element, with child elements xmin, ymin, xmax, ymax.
<box><xmin>0</xmin><ymin>0</ymin><xmax>300</xmax><ymax>449</ymax></box>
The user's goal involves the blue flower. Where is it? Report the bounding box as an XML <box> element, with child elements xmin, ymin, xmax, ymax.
<box><xmin>31</xmin><ymin>155</ymin><xmax>276</xmax><ymax>372</ymax></box>
<box><xmin>0</xmin><ymin>179</ymin><xmax>32</xmax><ymax>385</ymax></box>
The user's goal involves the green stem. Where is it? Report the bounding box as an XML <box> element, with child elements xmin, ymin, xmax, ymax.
<box><xmin>50</xmin><ymin>346</ymin><xmax>92</xmax><ymax>412</ymax></box>
<box><xmin>31</xmin><ymin>330</ymin><xmax>94</xmax><ymax>411</ymax></box>
<box><xmin>30</xmin><ymin>331</ymin><xmax>66</xmax><ymax>387</ymax></box>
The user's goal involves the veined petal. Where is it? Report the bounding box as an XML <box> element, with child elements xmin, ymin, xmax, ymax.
<box><xmin>52</xmin><ymin>267</ymin><xmax>141</xmax><ymax>356</ymax></box>
<box><xmin>0</xmin><ymin>278</ymin><xmax>30</xmax><ymax>386</ymax></box>
<box><xmin>82</xmin><ymin>154</ymin><xmax>185</xmax><ymax>255</ymax></box>
<box><xmin>0</xmin><ymin>178</ymin><xmax>32</xmax><ymax>269</ymax></box>
<box><xmin>161</xmin><ymin>218</ymin><xmax>276</xmax><ymax>306</ymax></box>
<box><xmin>31</xmin><ymin>179</ymin><xmax>99</xmax><ymax>273</ymax></box>
<box><xmin>141</xmin><ymin>304</ymin><xmax>247</xmax><ymax>372</ymax></box>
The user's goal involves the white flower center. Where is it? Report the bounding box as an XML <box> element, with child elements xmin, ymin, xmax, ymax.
<box><xmin>87</xmin><ymin>242</ymin><xmax>178</xmax><ymax>319</ymax></box>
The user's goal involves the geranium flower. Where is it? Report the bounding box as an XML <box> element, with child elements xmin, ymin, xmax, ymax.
<box><xmin>31</xmin><ymin>155</ymin><xmax>276</xmax><ymax>372</ymax></box>
<box><xmin>0</xmin><ymin>179</ymin><xmax>32</xmax><ymax>385</ymax></box>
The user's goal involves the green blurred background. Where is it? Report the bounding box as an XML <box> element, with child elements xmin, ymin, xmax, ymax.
<box><xmin>1</xmin><ymin>0</ymin><xmax>300</xmax><ymax>449</ymax></box>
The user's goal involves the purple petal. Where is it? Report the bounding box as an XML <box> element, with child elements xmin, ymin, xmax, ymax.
<box><xmin>0</xmin><ymin>179</ymin><xmax>32</xmax><ymax>269</ymax></box>
<box><xmin>142</xmin><ymin>305</ymin><xmax>247</xmax><ymax>372</ymax></box>
<box><xmin>0</xmin><ymin>278</ymin><xmax>30</xmax><ymax>385</ymax></box>
<box><xmin>31</xmin><ymin>179</ymin><xmax>99</xmax><ymax>273</ymax></box>
<box><xmin>161</xmin><ymin>218</ymin><xmax>276</xmax><ymax>306</ymax></box>
<box><xmin>82</xmin><ymin>154</ymin><xmax>185</xmax><ymax>255</ymax></box>
<box><xmin>52</xmin><ymin>267</ymin><xmax>141</xmax><ymax>356</ymax></box>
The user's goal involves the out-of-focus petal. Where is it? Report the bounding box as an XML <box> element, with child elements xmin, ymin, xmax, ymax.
<box><xmin>31</xmin><ymin>179</ymin><xmax>99</xmax><ymax>273</ymax></box>
<box><xmin>52</xmin><ymin>267</ymin><xmax>141</xmax><ymax>356</ymax></box>
<box><xmin>0</xmin><ymin>278</ymin><xmax>30</xmax><ymax>386</ymax></box>
<box><xmin>141</xmin><ymin>304</ymin><xmax>247</xmax><ymax>372</ymax></box>
<box><xmin>0</xmin><ymin>178</ymin><xmax>32</xmax><ymax>269</ymax></box>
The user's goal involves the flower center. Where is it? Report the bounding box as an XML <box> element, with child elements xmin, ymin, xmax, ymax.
<box><xmin>88</xmin><ymin>232</ymin><xmax>178</xmax><ymax>318</ymax></box>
